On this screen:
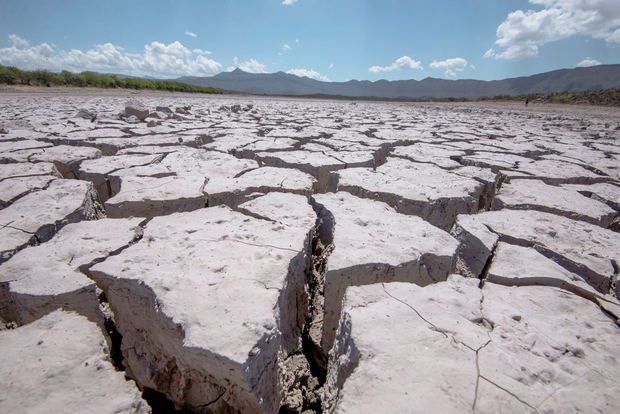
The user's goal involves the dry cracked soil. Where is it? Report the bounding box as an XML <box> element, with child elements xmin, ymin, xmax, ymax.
<box><xmin>0</xmin><ymin>89</ymin><xmax>619</xmax><ymax>414</ymax></box>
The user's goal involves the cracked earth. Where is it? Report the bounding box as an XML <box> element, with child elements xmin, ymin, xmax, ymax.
<box><xmin>0</xmin><ymin>90</ymin><xmax>618</xmax><ymax>413</ymax></box>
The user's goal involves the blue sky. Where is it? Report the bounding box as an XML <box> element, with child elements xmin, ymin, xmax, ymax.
<box><xmin>0</xmin><ymin>0</ymin><xmax>618</xmax><ymax>82</ymax></box>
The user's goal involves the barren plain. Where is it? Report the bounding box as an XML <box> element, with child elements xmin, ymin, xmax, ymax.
<box><xmin>0</xmin><ymin>89</ymin><xmax>618</xmax><ymax>413</ymax></box>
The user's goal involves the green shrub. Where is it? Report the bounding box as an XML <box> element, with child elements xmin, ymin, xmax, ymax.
<box><xmin>0</xmin><ymin>65</ymin><xmax>223</xmax><ymax>94</ymax></box>
<box><xmin>0</xmin><ymin>66</ymin><xmax>21</xmax><ymax>84</ymax></box>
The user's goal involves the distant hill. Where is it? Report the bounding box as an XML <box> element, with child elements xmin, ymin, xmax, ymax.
<box><xmin>177</xmin><ymin>64</ymin><xmax>620</xmax><ymax>100</ymax></box>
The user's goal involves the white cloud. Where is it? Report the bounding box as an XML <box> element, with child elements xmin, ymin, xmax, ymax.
<box><xmin>368</xmin><ymin>56</ymin><xmax>423</xmax><ymax>73</ymax></box>
<box><xmin>444</xmin><ymin>69</ymin><xmax>457</xmax><ymax>79</ymax></box>
<box><xmin>0</xmin><ymin>36</ymin><xmax>222</xmax><ymax>77</ymax></box>
<box><xmin>483</xmin><ymin>43</ymin><xmax>539</xmax><ymax>60</ymax></box>
<box><xmin>282</xmin><ymin>0</ymin><xmax>298</xmax><ymax>5</ymax></box>
<box><xmin>489</xmin><ymin>0</ymin><xmax>620</xmax><ymax>60</ymax></box>
<box><xmin>192</xmin><ymin>48</ymin><xmax>211</xmax><ymax>55</ymax></box>
<box><xmin>144</xmin><ymin>40</ymin><xmax>191</xmax><ymax>58</ymax></box>
<box><xmin>187</xmin><ymin>54</ymin><xmax>222</xmax><ymax>74</ymax></box>
<box><xmin>607</xmin><ymin>28</ymin><xmax>620</xmax><ymax>43</ymax></box>
<box><xmin>286</xmin><ymin>68</ymin><xmax>330</xmax><ymax>81</ymax></box>
<box><xmin>328</xmin><ymin>63</ymin><xmax>334</xmax><ymax>70</ymax></box>
<box><xmin>295</xmin><ymin>39</ymin><xmax>300</xmax><ymax>45</ymax></box>
<box><xmin>283</xmin><ymin>44</ymin><xmax>292</xmax><ymax>52</ymax></box>
<box><xmin>496</xmin><ymin>44</ymin><xmax>539</xmax><ymax>60</ymax></box>
<box><xmin>238</xmin><ymin>58</ymin><xmax>267</xmax><ymax>73</ymax></box>
<box><xmin>233</xmin><ymin>56</ymin><xmax>239</xmax><ymax>65</ymax></box>
<box><xmin>185</xmin><ymin>31</ymin><xmax>197</xmax><ymax>38</ymax></box>
<box><xmin>8</xmin><ymin>34</ymin><xmax>29</xmax><ymax>48</ymax></box>
<box><xmin>429</xmin><ymin>57</ymin><xmax>467</xmax><ymax>70</ymax></box>
<box><xmin>430</xmin><ymin>57</ymin><xmax>468</xmax><ymax>79</ymax></box>
<box><xmin>576</xmin><ymin>57</ymin><xmax>602</xmax><ymax>67</ymax></box>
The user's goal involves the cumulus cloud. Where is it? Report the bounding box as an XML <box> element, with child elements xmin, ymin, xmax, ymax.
<box><xmin>185</xmin><ymin>31</ymin><xmax>197</xmax><ymax>38</ymax></box>
<box><xmin>186</xmin><ymin>55</ymin><xmax>222</xmax><ymax>75</ymax></box>
<box><xmin>443</xmin><ymin>70</ymin><xmax>456</xmax><ymax>79</ymax></box>
<box><xmin>429</xmin><ymin>57</ymin><xmax>468</xmax><ymax>78</ymax></box>
<box><xmin>0</xmin><ymin>35</ymin><xmax>222</xmax><ymax>77</ymax></box>
<box><xmin>286</xmin><ymin>68</ymin><xmax>330</xmax><ymax>81</ymax></box>
<box><xmin>282</xmin><ymin>44</ymin><xmax>292</xmax><ymax>52</ymax></box>
<box><xmin>484</xmin><ymin>43</ymin><xmax>539</xmax><ymax>60</ymax></box>
<box><xmin>145</xmin><ymin>40</ymin><xmax>191</xmax><ymax>59</ymax></box>
<box><xmin>9</xmin><ymin>34</ymin><xmax>29</xmax><ymax>48</ymax></box>
<box><xmin>368</xmin><ymin>56</ymin><xmax>423</xmax><ymax>73</ymax></box>
<box><xmin>238</xmin><ymin>58</ymin><xmax>267</xmax><ymax>73</ymax></box>
<box><xmin>487</xmin><ymin>0</ymin><xmax>620</xmax><ymax>60</ymax></box>
<box><xmin>576</xmin><ymin>57</ymin><xmax>602</xmax><ymax>67</ymax></box>
<box><xmin>429</xmin><ymin>57</ymin><xmax>467</xmax><ymax>70</ymax></box>
<box><xmin>282</xmin><ymin>0</ymin><xmax>298</xmax><ymax>5</ymax></box>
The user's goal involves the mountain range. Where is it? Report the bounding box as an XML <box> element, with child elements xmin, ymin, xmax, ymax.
<box><xmin>176</xmin><ymin>64</ymin><xmax>620</xmax><ymax>100</ymax></box>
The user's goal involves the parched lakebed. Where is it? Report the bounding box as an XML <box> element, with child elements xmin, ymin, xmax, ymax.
<box><xmin>0</xmin><ymin>90</ymin><xmax>619</xmax><ymax>413</ymax></box>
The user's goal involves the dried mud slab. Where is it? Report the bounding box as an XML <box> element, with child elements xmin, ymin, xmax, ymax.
<box><xmin>324</xmin><ymin>276</ymin><xmax>489</xmax><ymax>413</ymax></box>
<box><xmin>255</xmin><ymin>149</ymin><xmax>375</xmax><ymax>192</ymax></box>
<box><xmin>477</xmin><ymin>283</ymin><xmax>620</xmax><ymax>413</ymax></box>
<box><xmin>310</xmin><ymin>192</ymin><xmax>459</xmax><ymax>357</ymax></box>
<box><xmin>392</xmin><ymin>142</ymin><xmax>465</xmax><ymax>169</ymax></box>
<box><xmin>160</xmin><ymin>148</ymin><xmax>258</xmax><ymax>178</ymax></box>
<box><xmin>0</xmin><ymin>175</ymin><xmax>57</xmax><ymax>207</ymax></box>
<box><xmin>334</xmin><ymin>157</ymin><xmax>485</xmax><ymax>230</ymax></box>
<box><xmin>78</xmin><ymin>154</ymin><xmax>165</xmax><ymax>202</ymax></box>
<box><xmin>453</xmin><ymin>209</ymin><xmax>620</xmax><ymax>295</ymax></box>
<box><xmin>21</xmin><ymin>145</ymin><xmax>102</xmax><ymax>178</ymax></box>
<box><xmin>104</xmin><ymin>176</ymin><xmax>207</xmax><ymax>218</ymax></box>
<box><xmin>562</xmin><ymin>182</ymin><xmax>620</xmax><ymax>211</ymax></box>
<box><xmin>0</xmin><ymin>218</ymin><xmax>143</xmax><ymax>326</ymax></box>
<box><xmin>493</xmin><ymin>179</ymin><xmax>616</xmax><ymax>227</ymax></box>
<box><xmin>89</xmin><ymin>204</ymin><xmax>315</xmax><ymax>413</ymax></box>
<box><xmin>0</xmin><ymin>179</ymin><xmax>104</xmax><ymax>262</ymax></box>
<box><xmin>205</xmin><ymin>167</ymin><xmax>316</xmax><ymax>207</ymax></box>
<box><xmin>0</xmin><ymin>310</ymin><xmax>149</xmax><ymax>414</ymax></box>
<box><xmin>0</xmin><ymin>161</ymin><xmax>62</xmax><ymax>179</ymax></box>
<box><xmin>325</xmin><ymin>277</ymin><xmax>620</xmax><ymax>413</ymax></box>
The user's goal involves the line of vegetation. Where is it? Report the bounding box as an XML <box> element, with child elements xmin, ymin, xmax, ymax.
<box><xmin>287</xmin><ymin>90</ymin><xmax>620</xmax><ymax>106</ymax></box>
<box><xmin>0</xmin><ymin>65</ymin><xmax>223</xmax><ymax>94</ymax></box>
<box><xmin>478</xmin><ymin>89</ymin><xmax>620</xmax><ymax>106</ymax></box>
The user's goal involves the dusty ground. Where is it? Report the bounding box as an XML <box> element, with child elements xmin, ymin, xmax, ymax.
<box><xmin>0</xmin><ymin>89</ymin><xmax>618</xmax><ymax>413</ymax></box>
